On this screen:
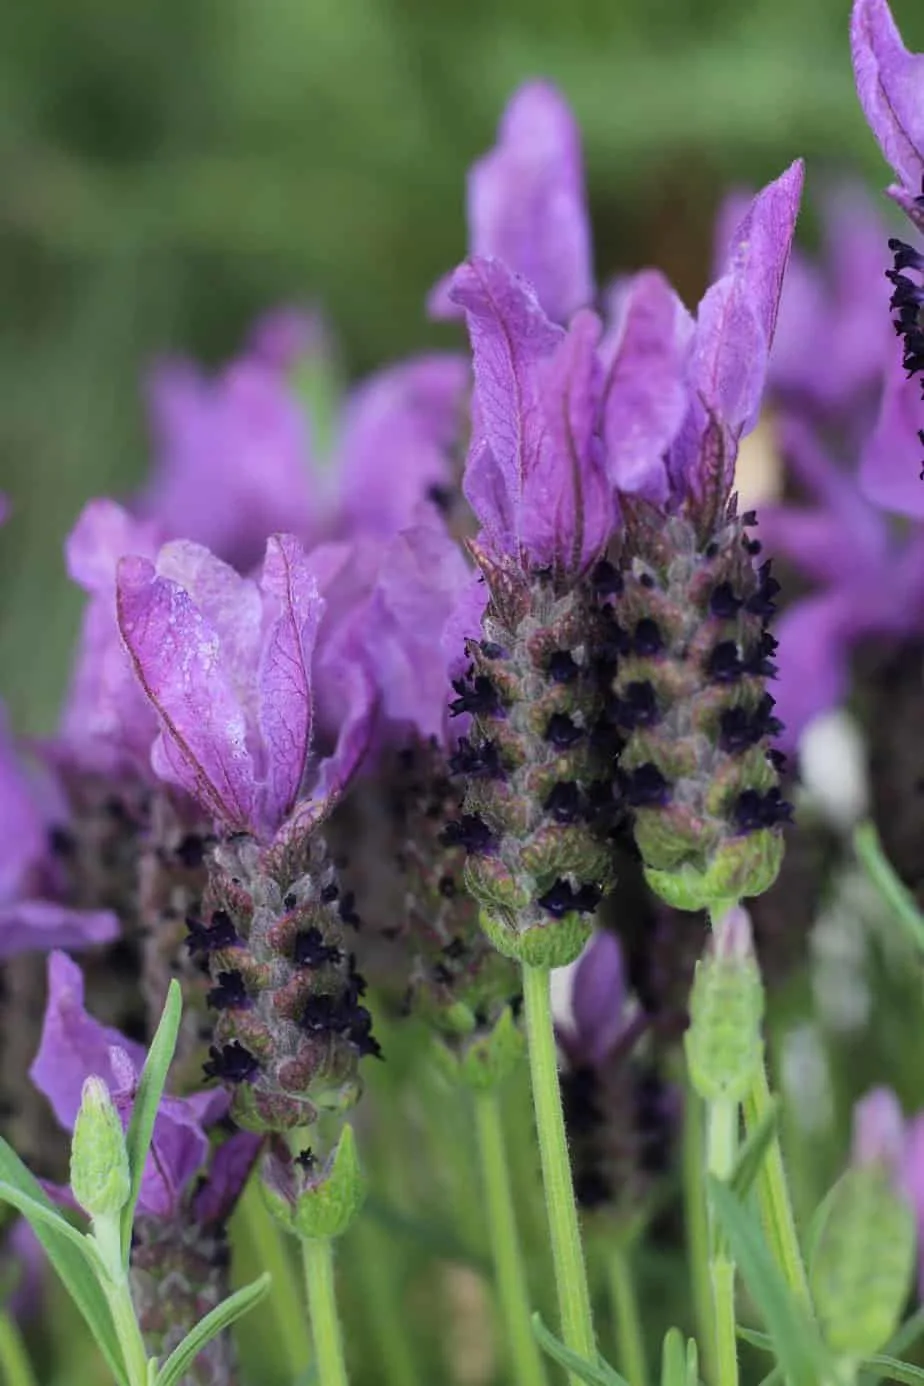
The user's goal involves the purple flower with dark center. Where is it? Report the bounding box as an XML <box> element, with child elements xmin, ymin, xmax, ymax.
<box><xmin>852</xmin><ymin>0</ymin><xmax>924</xmax><ymax>233</ymax></box>
<box><xmin>116</xmin><ymin>532</ymin><xmax>374</xmax><ymax>843</ymax></box>
<box><xmin>430</xmin><ymin>81</ymin><xmax>593</xmax><ymax>326</ymax></box>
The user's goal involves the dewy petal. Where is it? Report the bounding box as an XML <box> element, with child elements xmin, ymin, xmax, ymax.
<box><xmin>116</xmin><ymin>556</ymin><xmax>256</xmax><ymax>830</ymax></box>
<box><xmin>859</xmin><ymin>352</ymin><xmax>924</xmax><ymax>518</ymax></box>
<box><xmin>338</xmin><ymin>355</ymin><xmax>469</xmax><ymax>540</ymax></box>
<box><xmin>431</xmin><ymin>81</ymin><xmax>593</xmax><ymax>325</ymax></box>
<box><xmin>601</xmin><ymin>270</ymin><xmax>693</xmax><ymax>503</ymax></box>
<box><xmin>535</xmin><ymin>307</ymin><xmax>612</xmax><ymax>571</ymax></box>
<box><xmin>30</xmin><ymin>952</ymin><xmax>146</xmax><ymax>1132</ymax></box>
<box><xmin>257</xmin><ymin>535</ymin><xmax>325</xmax><ymax>827</ymax></box>
<box><xmin>851</xmin><ymin>0</ymin><xmax>924</xmax><ymax>197</ymax></box>
<box><xmin>450</xmin><ymin>257</ymin><xmax>565</xmax><ymax>564</ymax></box>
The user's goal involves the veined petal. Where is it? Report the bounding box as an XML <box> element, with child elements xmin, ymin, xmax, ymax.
<box><xmin>117</xmin><ymin>556</ymin><xmax>256</xmax><ymax>830</ymax></box>
<box><xmin>257</xmin><ymin>534</ymin><xmax>325</xmax><ymax>827</ymax></box>
<box><xmin>859</xmin><ymin>353</ymin><xmax>924</xmax><ymax>518</ymax></box>
<box><xmin>852</xmin><ymin>0</ymin><xmax>924</xmax><ymax>197</ymax></box>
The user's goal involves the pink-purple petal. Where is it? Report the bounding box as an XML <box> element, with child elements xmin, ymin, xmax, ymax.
<box><xmin>851</xmin><ymin>0</ymin><xmax>924</xmax><ymax>197</ymax></box>
<box><xmin>858</xmin><ymin>355</ymin><xmax>924</xmax><ymax>518</ymax></box>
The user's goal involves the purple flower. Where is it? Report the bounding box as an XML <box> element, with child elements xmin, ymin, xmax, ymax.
<box><xmin>355</xmin><ymin>506</ymin><xmax>473</xmax><ymax>742</ymax></box>
<box><xmin>141</xmin><ymin>356</ymin><xmax>317</xmax><ymax>574</ymax></box>
<box><xmin>852</xmin><ymin>0</ymin><xmax>924</xmax><ymax>231</ymax></box>
<box><xmin>245</xmin><ymin>305</ymin><xmax>327</xmax><ymax>373</ymax></box>
<box><xmin>732</xmin><ymin>184</ymin><xmax>895</xmax><ymax>419</ymax></box>
<box><xmin>449</xmin><ymin>257</ymin><xmax>612</xmax><ymax>575</ymax></box>
<box><xmin>0</xmin><ymin>710</ymin><xmax>118</xmax><ymax>956</ymax></box>
<box><xmin>667</xmin><ymin>162</ymin><xmax>804</xmax><ymax>506</ymax></box>
<box><xmin>557</xmin><ymin>930</ymin><xmax>628</xmax><ymax>1070</ymax></box>
<box><xmin>335</xmin><ymin>356</ymin><xmax>469</xmax><ymax>541</ymax></box>
<box><xmin>116</xmin><ymin>533</ymin><xmax>374</xmax><ymax>841</ymax></box>
<box><xmin>59</xmin><ymin>500</ymin><xmax>162</xmax><ymax>777</ymax></box>
<box><xmin>30</xmin><ymin>952</ymin><xmax>252</xmax><ymax>1219</ymax></box>
<box><xmin>430</xmin><ymin>81</ymin><xmax>593</xmax><ymax>325</ymax></box>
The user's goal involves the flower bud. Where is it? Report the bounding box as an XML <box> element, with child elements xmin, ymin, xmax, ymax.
<box><xmin>684</xmin><ymin>906</ymin><xmax>764</xmax><ymax>1103</ymax></box>
<box><xmin>70</xmin><ymin>1076</ymin><xmax>131</xmax><ymax>1221</ymax></box>
<box><xmin>811</xmin><ymin>1162</ymin><xmax>915</xmax><ymax>1359</ymax></box>
<box><xmin>261</xmin><ymin>1125</ymin><xmax>366</xmax><ymax>1242</ymax></box>
<box><xmin>431</xmin><ymin>1005</ymin><xmax>525</xmax><ymax>1091</ymax></box>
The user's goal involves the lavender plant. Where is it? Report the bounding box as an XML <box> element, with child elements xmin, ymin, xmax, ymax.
<box><xmin>7</xmin><ymin>5</ymin><xmax>924</xmax><ymax>1385</ymax></box>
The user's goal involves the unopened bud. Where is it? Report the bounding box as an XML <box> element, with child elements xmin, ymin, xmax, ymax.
<box><xmin>432</xmin><ymin>1005</ymin><xmax>525</xmax><ymax>1092</ymax></box>
<box><xmin>684</xmin><ymin>906</ymin><xmax>764</xmax><ymax>1103</ymax></box>
<box><xmin>261</xmin><ymin>1124</ymin><xmax>366</xmax><ymax>1242</ymax></box>
<box><xmin>811</xmin><ymin>1163</ymin><xmax>915</xmax><ymax>1359</ymax></box>
<box><xmin>70</xmin><ymin>1077</ymin><xmax>131</xmax><ymax>1221</ymax></box>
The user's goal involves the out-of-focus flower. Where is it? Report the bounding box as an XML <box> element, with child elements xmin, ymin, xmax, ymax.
<box><xmin>430</xmin><ymin>81</ymin><xmax>593</xmax><ymax>326</ymax></box>
<box><xmin>852</xmin><ymin>0</ymin><xmax>924</xmax><ymax>232</ymax></box>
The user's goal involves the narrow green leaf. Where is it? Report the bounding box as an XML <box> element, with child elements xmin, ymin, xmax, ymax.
<box><xmin>0</xmin><ymin>1151</ymin><xmax>127</xmax><ymax>1386</ymax></box>
<box><xmin>708</xmin><ymin>1177</ymin><xmax>831</xmax><ymax>1386</ymax></box>
<box><xmin>531</xmin><ymin>1314</ymin><xmax>630</xmax><ymax>1386</ymax></box>
<box><xmin>862</xmin><ymin>1308</ymin><xmax>924</xmax><ymax>1386</ymax></box>
<box><xmin>853</xmin><ymin>821</ymin><xmax>924</xmax><ymax>955</ymax></box>
<box><xmin>660</xmin><ymin>1328</ymin><xmax>686</xmax><ymax>1386</ymax></box>
<box><xmin>736</xmin><ymin>1327</ymin><xmax>773</xmax><ymax>1354</ymax></box>
<box><xmin>156</xmin><ymin>1273</ymin><xmax>271</xmax><ymax>1386</ymax></box>
<box><xmin>684</xmin><ymin>1337</ymin><xmax>699</xmax><ymax>1386</ymax></box>
<box><xmin>860</xmin><ymin>1359</ymin><xmax>924</xmax><ymax>1385</ymax></box>
<box><xmin>756</xmin><ymin>1369</ymin><xmax>784</xmax><ymax>1386</ymax></box>
<box><xmin>729</xmin><ymin>1099</ymin><xmax>780</xmax><ymax>1202</ymax></box>
<box><xmin>121</xmin><ymin>979</ymin><xmax>182</xmax><ymax>1265</ymax></box>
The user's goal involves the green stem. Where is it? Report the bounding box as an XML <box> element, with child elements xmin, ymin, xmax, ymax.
<box><xmin>102</xmin><ymin>1277</ymin><xmax>150</xmax><ymax>1386</ymax></box>
<box><xmin>522</xmin><ymin>963</ymin><xmax>596</xmax><ymax>1381</ymax></box>
<box><xmin>0</xmin><ymin>1311</ymin><xmax>37</xmax><ymax>1386</ymax></box>
<box><xmin>743</xmin><ymin>1060</ymin><xmax>810</xmax><ymax>1312</ymax></box>
<box><xmin>237</xmin><ymin>1176</ymin><xmax>313</xmax><ymax>1379</ymax></box>
<box><xmin>853</xmin><ymin>820</ymin><xmax>924</xmax><ymax>954</ymax></box>
<box><xmin>302</xmin><ymin>1238</ymin><xmax>349</xmax><ymax>1386</ymax></box>
<box><xmin>607</xmin><ymin>1245</ymin><xmax>648</xmax><ymax>1386</ymax></box>
<box><xmin>683</xmin><ymin>1087</ymin><xmax>716</xmax><ymax>1385</ymax></box>
<box><xmin>707</xmin><ymin>1099</ymin><xmax>738</xmax><ymax>1386</ymax></box>
<box><xmin>475</xmin><ymin>1088</ymin><xmax>549</xmax><ymax>1386</ymax></box>
<box><xmin>352</xmin><ymin>1214</ymin><xmax>421</xmax><ymax>1386</ymax></box>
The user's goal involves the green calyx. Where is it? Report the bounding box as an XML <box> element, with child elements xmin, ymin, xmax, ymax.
<box><xmin>479</xmin><ymin>908</ymin><xmax>592</xmax><ymax>969</ymax></box>
<box><xmin>262</xmin><ymin>1124</ymin><xmax>366</xmax><ymax>1243</ymax></box>
<box><xmin>70</xmin><ymin>1076</ymin><xmax>131</xmax><ymax>1222</ymax></box>
<box><xmin>431</xmin><ymin>1005</ymin><xmax>526</xmax><ymax>1091</ymax></box>
<box><xmin>684</xmin><ymin>918</ymin><xmax>764</xmax><ymax>1104</ymax></box>
<box><xmin>642</xmin><ymin>829</ymin><xmax>784</xmax><ymax>913</ymax></box>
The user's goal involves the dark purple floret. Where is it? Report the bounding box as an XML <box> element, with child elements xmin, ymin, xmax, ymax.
<box><xmin>320</xmin><ymin>882</ymin><xmax>339</xmax><ymax>903</ymax></box>
<box><xmin>301</xmin><ymin>993</ymin><xmax>350</xmax><ymax>1033</ymax></box>
<box><xmin>207</xmin><ymin>969</ymin><xmax>251</xmax><ymax>1011</ymax></box>
<box><xmin>719</xmin><ymin>694</ymin><xmax>782</xmax><ymax>753</ymax></box>
<box><xmin>633</xmin><ymin>619</ymin><xmax>663</xmax><ymax>657</ymax></box>
<box><xmin>480</xmin><ymin>641</ymin><xmax>506</xmax><ymax>660</ymax></box>
<box><xmin>547</xmin><ymin>649</ymin><xmax>579</xmax><ymax>683</ymax></box>
<box><xmin>545</xmin><ymin>713</ymin><xmax>583</xmax><ymax>749</ymax></box>
<box><xmin>449</xmin><ymin>736</ymin><xmax>503</xmax><ymax>778</ymax></box>
<box><xmin>744</xmin><ymin>631</ymin><xmax>779</xmax><ymax>678</ymax></box>
<box><xmin>538</xmin><ymin>879</ymin><xmax>602</xmax><ymax>918</ymax></box>
<box><xmin>47</xmin><ymin>824</ymin><xmax>76</xmax><ymax>858</ymax></box>
<box><xmin>449</xmin><ymin>674</ymin><xmax>500</xmax><ymax>718</ymax></box>
<box><xmin>349</xmin><ymin>1008</ymin><xmax>383</xmax><ymax>1058</ymax></box>
<box><xmin>338</xmin><ymin>892</ymin><xmax>361</xmax><ymax>928</ymax></box>
<box><xmin>710</xmin><ymin>582</ymin><xmax>743</xmax><ymax>619</ymax></box>
<box><xmin>294</xmin><ymin>926</ymin><xmax>342</xmax><ymax>968</ymax></box>
<box><xmin>614</xmin><ymin>681</ymin><xmax>659</xmax><ymax>730</ymax></box>
<box><xmin>441</xmin><ymin>814</ymin><xmax>497</xmax><ymax>854</ymax></box>
<box><xmin>543</xmin><ymin>781</ymin><xmax>582</xmax><ymax>823</ymax></box>
<box><xmin>295</xmin><ymin>1147</ymin><xmax>317</xmax><ymax>1172</ymax></box>
<box><xmin>426</xmin><ymin>483</ymin><xmax>454</xmax><ymax>513</ymax></box>
<box><xmin>591</xmin><ymin>559</ymin><xmax>623</xmax><ymax>599</ymax></box>
<box><xmin>744</xmin><ymin>562</ymin><xmax>781</xmax><ymax>618</ymax></box>
<box><xmin>706</xmin><ymin>641</ymin><xmax>742</xmax><ymax>683</ymax></box>
<box><xmin>186</xmin><ymin>909</ymin><xmax>242</xmax><ymax>955</ymax></box>
<box><xmin>743</xmin><ymin>537</ymin><xmax>763</xmax><ymax>557</ymax></box>
<box><xmin>561</xmin><ymin>1066</ymin><xmax>604</xmax><ymax>1134</ymax></box>
<box><xmin>733</xmin><ymin>787</ymin><xmax>793</xmax><ymax>833</ymax></box>
<box><xmin>175</xmin><ymin>832</ymin><xmax>208</xmax><ymax>869</ymax></box>
<box><xmin>623</xmin><ymin>763</ymin><xmax>670</xmax><ymax>807</ymax></box>
<box><xmin>203</xmin><ymin>1041</ymin><xmax>259</xmax><ymax>1084</ymax></box>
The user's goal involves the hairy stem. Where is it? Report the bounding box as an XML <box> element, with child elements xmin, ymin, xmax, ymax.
<box><xmin>707</xmin><ymin>1098</ymin><xmax>738</xmax><ymax>1386</ymax></box>
<box><xmin>743</xmin><ymin>1059</ymin><xmax>811</xmax><ymax>1311</ymax></box>
<box><xmin>522</xmin><ymin>962</ymin><xmax>596</xmax><ymax>1381</ymax></box>
<box><xmin>302</xmin><ymin>1237</ymin><xmax>349</xmax><ymax>1386</ymax></box>
<box><xmin>607</xmin><ymin>1245</ymin><xmax>648</xmax><ymax>1386</ymax></box>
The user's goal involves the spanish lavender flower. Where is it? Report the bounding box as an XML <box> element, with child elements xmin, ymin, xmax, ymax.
<box><xmin>444</xmin><ymin>258</ymin><xmax>617</xmax><ymax>967</ymax></box>
<box><xmin>30</xmin><ymin>951</ymin><xmax>259</xmax><ymax>1384</ymax></box>
<box><xmin>430</xmin><ymin>81</ymin><xmax>593</xmax><ymax>325</ymax></box>
<box><xmin>557</xmin><ymin>932</ymin><xmax>674</xmax><ymax>1216</ymax></box>
<box><xmin>116</xmin><ymin>533</ymin><xmax>379</xmax><ymax>1130</ymax></box>
<box><xmin>607</xmin><ymin>164</ymin><xmax>803</xmax><ymax>911</ymax></box>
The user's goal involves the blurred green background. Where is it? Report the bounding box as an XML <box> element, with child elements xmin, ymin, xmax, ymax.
<box><xmin>2</xmin><ymin>0</ymin><xmax>923</xmax><ymax>732</ymax></box>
